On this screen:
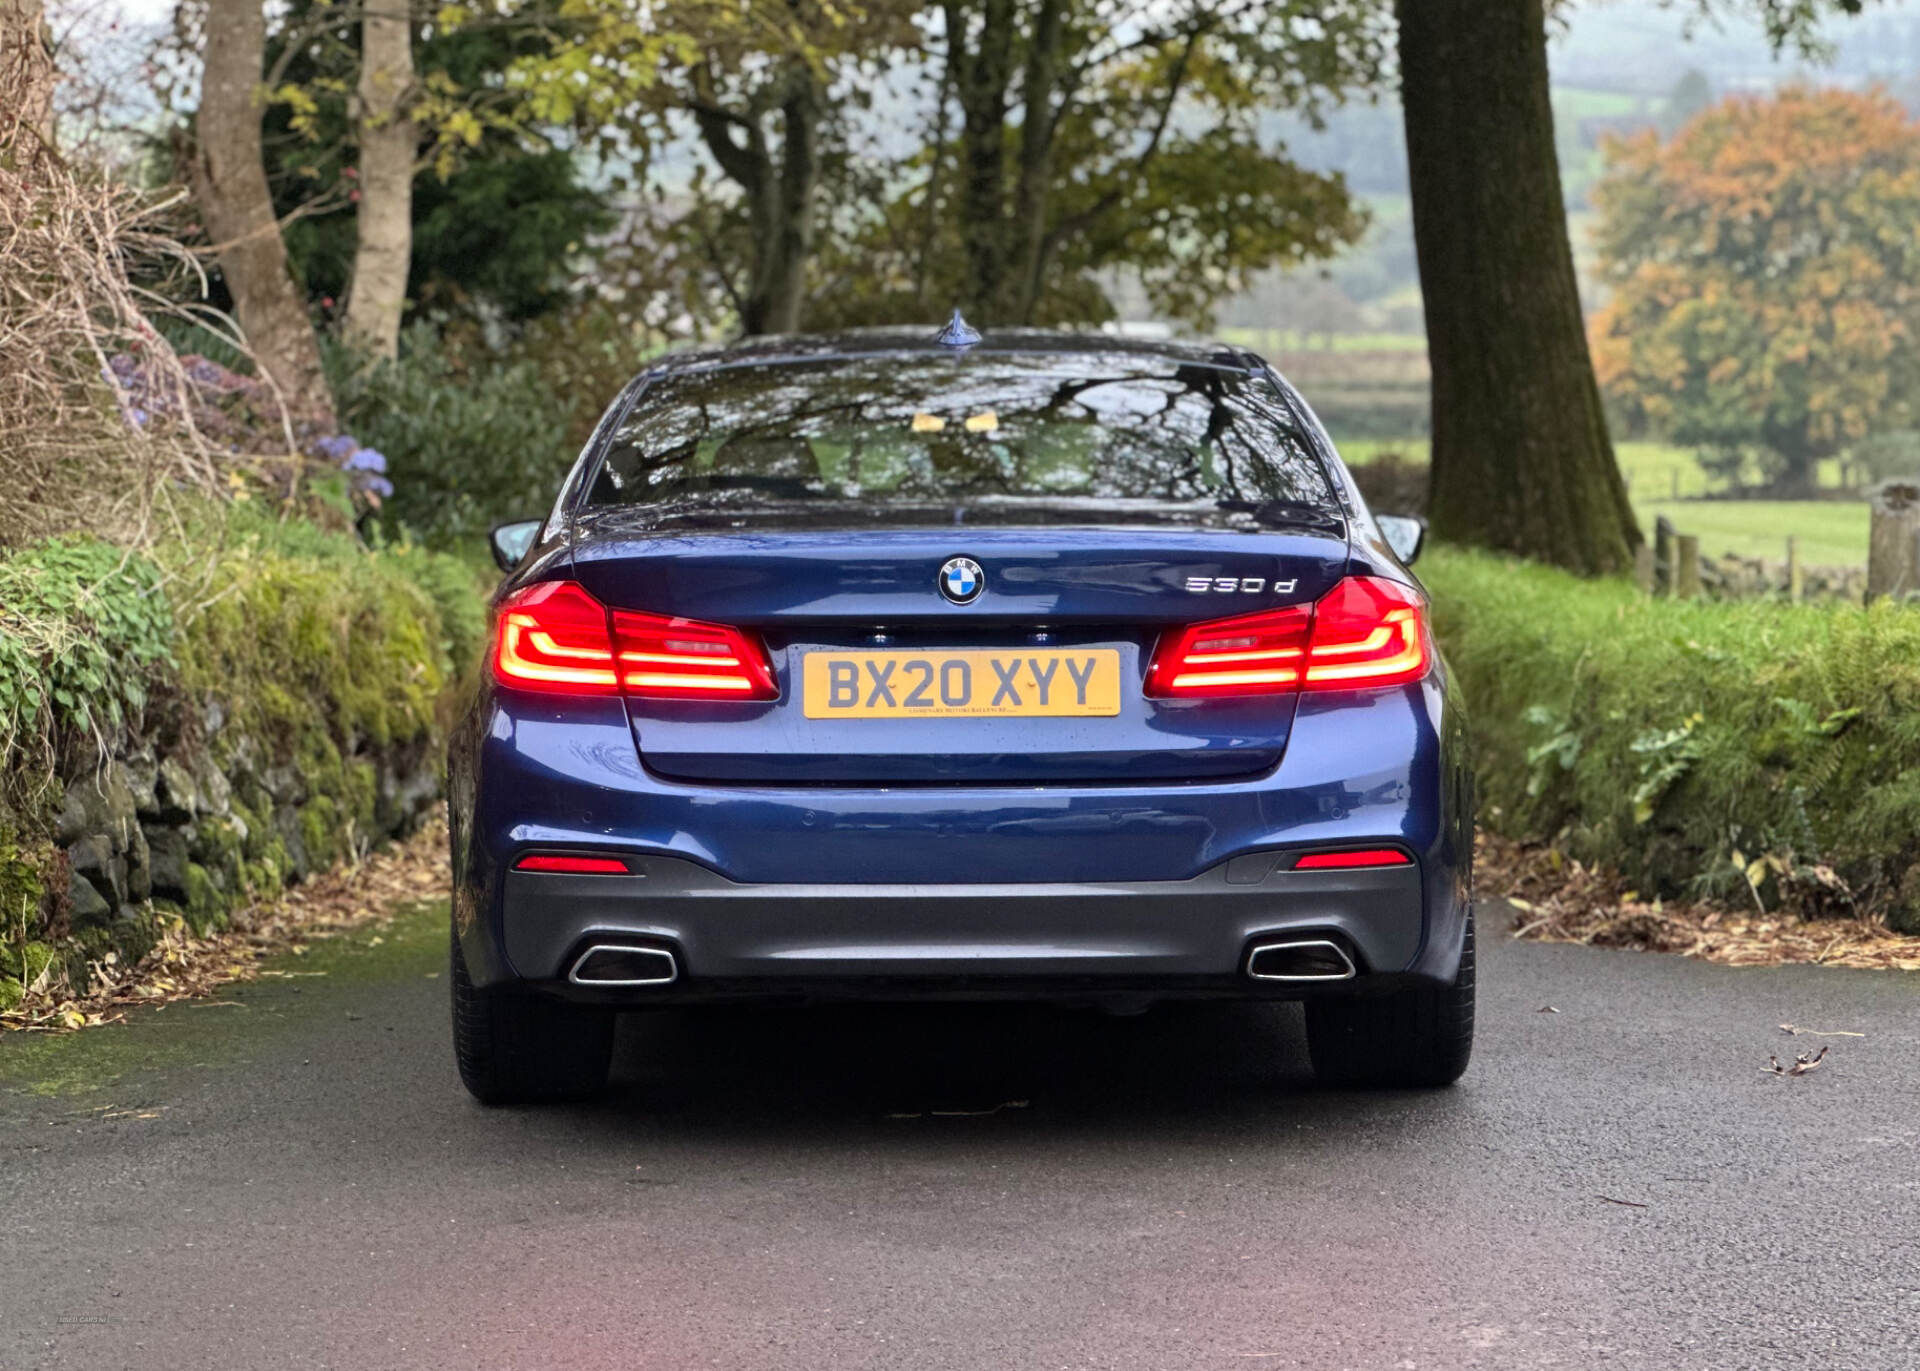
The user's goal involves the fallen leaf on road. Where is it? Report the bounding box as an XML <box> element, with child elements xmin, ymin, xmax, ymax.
<box><xmin>1778</xmin><ymin>1024</ymin><xmax>1864</xmax><ymax>1038</ymax></box>
<box><xmin>1480</xmin><ymin>829</ymin><xmax>1920</xmax><ymax>972</ymax></box>
<box><xmin>1762</xmin><ymin>1046</ymin><xmax>1830</xmax><ymax>1076</ymax></box>
<box><xmin>1596</xmin><ymin>1195</ymin><xmax>1649</xmax><ymax>1208</ymax></box>
<box><xmin>1790</xmin><ymin>1047</ymin><xmax>1829</xmax><ymax>1075</ymax></box>
<box><xmin>1537</xmin><ymin>1005</ymin><xmax>1560</xmax><ymax>1014</ymax></box>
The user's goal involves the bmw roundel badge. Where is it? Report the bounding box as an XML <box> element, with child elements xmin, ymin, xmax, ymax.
<box><xmin>939</xmin><ymin>556</ymin><xmax>984</xmax><ymax>604</ymax></box>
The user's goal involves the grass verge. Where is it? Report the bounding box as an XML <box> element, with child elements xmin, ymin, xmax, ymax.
<box><xmin>1424</xmin><ymin>545</ymin><xmax>1920</xmax><ymax>933</ymax></box>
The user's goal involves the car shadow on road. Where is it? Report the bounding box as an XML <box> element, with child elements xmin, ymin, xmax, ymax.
<box><xmin>562</xmin><ymin>999</ymin><xmax>1470</xmax><ymax>1143</ymax></box>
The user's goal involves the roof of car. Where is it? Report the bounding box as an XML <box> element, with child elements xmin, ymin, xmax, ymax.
<box><xmin>647</xmin><ymin>325</ymin><xmax>1262</xmax><ymax>378</ymax></box>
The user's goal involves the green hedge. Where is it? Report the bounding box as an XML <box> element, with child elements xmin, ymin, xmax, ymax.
<box><xmin>326</xmin><ymin>326</ymin><xmax>576</xmax><ymax>548</ymax></box>
<box><xmin>0</xmin><ymin>506</ymin><xmax>486</xmax><ymax>1011</ymax></box>
<box><xmin>1424</xmin><ymin>547</ymin><xmax>1920</xmax><ymax>931</ymax></box>
<box><xmin>0</xmin><ymin>538</ymin><xmax>174</xmax><ymax>770</ymax></box>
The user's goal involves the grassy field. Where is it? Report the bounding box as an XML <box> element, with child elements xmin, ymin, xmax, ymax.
<box><xmin>1337</xmin><ymin>439</ymin><xmax>1774</xmax><ymax>496</ymax></box>
<box><xmin>1551</xmin><ymin>86</ymin><xmax>1647</xmax><ymax>122</ymax></box>
<box><xmin>1332</xmin><ymin>437</ymin><xmax>1871</xmax><ymax>567</ymax></box>
<box><xmin>1630</xmin><ymin>500</ymin><xmax>1867</xmax><ymax>567</ymax></box>
<box><xmin>1219</xmin><ymin>328</ymin><xmax>1428</xmax><ymax>354</ymax></box>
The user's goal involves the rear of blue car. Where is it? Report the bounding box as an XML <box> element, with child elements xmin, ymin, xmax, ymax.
<box><xmin>447</xmin><ymin>332</ymin><xmax>1475</xmax><ymax>1103</ymax></box>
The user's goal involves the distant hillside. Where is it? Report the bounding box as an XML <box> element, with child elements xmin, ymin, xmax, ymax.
<box><xmin>1554</xmin><ymin>0</ymin><xmax>1920</xmax><ymax>93</ymax></box>
<box><xmin>1225</xmin><ymin>0</ymin><xmax>1920</xmax><ymax>341</ymax></box>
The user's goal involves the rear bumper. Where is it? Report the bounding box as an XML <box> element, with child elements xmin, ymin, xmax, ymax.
<box><xmin>448</xmin><ymin>670</ymin><xmax>1475</xmax><ymax>1003</ymax></box>
<box><xmin>497</xmin><ymin>852</ymin><xmax>1425</xmax><ymax>1000</ymax></box>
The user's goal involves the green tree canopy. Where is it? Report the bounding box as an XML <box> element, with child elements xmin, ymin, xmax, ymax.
<box><xmin>1591</xmin><ymin>85</ymin><xmax>1920</xmax><ymax>493</ymax></box>
<box><xmin>495</xmin><ymin>0</ymin><xmax>1384</xmax><ymax>334</ymax></box>
<box><xmin>495</xmin><ymin>0</ymin><xmax>922</xmax><ymax>334</ymax></box>
<box><xmin>251</xmin><ymin>0</ymin><xmax>614</xmax><ymax>325</ymax></box>
<box><xmin>806</xmin><ymin>0</ymin><xmax>1386</xmax><ymax>331</ymax></box>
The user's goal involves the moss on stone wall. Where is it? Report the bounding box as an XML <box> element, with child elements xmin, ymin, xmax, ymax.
<box><xmin>0</xmin><ymin>505</ymin><xmax>486</xmax><ymax>1010</ymax></box>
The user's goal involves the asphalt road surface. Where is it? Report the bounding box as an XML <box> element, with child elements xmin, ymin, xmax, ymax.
<box><xmin>3</xmin><ymin>901</ymin><xmax>1916</xmax><ymax>1371</ymax></box>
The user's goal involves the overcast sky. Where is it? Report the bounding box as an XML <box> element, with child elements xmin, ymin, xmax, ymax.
<box><xmin>93</xmin><ymin>0</ymin><xmax>1908</xmax><ymax>60</ymax></box>
<box><xmin>75</xmin><ymin>0</ymin><xmax>1916</xmax><ymax>126</ymax></box>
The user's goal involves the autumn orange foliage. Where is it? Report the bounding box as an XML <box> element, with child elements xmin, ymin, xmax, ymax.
<box><xmin>1589</xmin><ymin>86</ymin><xmax>1920</xmax><ymax>492</ymax></box>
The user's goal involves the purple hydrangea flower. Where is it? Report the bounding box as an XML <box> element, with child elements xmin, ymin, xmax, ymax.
<box><xmin>343</xmin><ymin>446</ymin><xmax>388</xmax><ymax>474</ymax></box>
<box><xmin>313</xmin><ymin>434</ymin><xmax>358</xmax><ymax>460</ymax></box>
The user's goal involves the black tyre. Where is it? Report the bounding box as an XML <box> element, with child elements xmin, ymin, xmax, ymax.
<box><xmin>1305</xmin><ymin>913</ymin><xmax>1475</xmax><ymax>1089</ymax></box>
<box><xmin>451</xmin><ymin>930</ymin><xmax>615</xmax><ymax>1105</ymax></box>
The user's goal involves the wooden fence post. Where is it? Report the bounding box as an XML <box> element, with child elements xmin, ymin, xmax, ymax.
<box><xmin>1654</xmin><ymin>516</ymin><xmax>1675</xmax><ymax>595</ymax></box>
<box><xmin>1675</xmin><ymin>534</ymin><xmax>1701</xmax><ymax>599</ymax></box>
<box><xmin>1786</xmin><ymin>536</ymin><xmax>1803</xmax><ymax>604</ymax></box>
<box><xmin>1867</xmin><ymin>482</ymin><xmax>1920</xmax><ymax>602</ymax></box>
<box><xmin>1632</xmin><ymin>543</ymin><xmax>1655</xmax><ymax>594</ymax></box>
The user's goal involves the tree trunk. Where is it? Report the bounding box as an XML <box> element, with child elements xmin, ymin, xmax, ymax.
<box><xmin>947</xmin><ymin>0</ymin><xmax>1016</xmax><ymax>318</ymax></box>
<box><xmin>693</xmin><ymin>65</ymin><xmax>818</xmax><ymax>336</ymax></box>
<box><xmin>752</xmin><ymin>83</ymin><xmax>816</xmax><ymax>335</ymax></box>
<box><xmin>1396</xmin><ymin>0</ymin><xmax>1638</xmax><ymax>575</ymax></box>
<box><xmin>343</xmin><ymin>0</ymin><xmax>416</xmax><ymax>361</ymax></box>
<box><xmin>1</xmin><ymin>0</ymin><xmax>56</xmax><ymax>155</ymax></box>
<box><xmin>1009</xmin><ymin>0</ymin><xmax>1062</xmax><ymax>323</ymax></box>
<box><xmin>1761</xmin><ymin>419</ymin><xmax>1822</xmax><ymax>497</ymax></box>
<box><xmin>190</xmin><ymin>0</ymin><xmax>334</xmax><ymax>424</ymax></box>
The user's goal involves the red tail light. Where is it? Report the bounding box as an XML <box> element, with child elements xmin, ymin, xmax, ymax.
<box><xmin>1146</xmin><ymin>576</ymin><xmax>1430</xmax><ymax>699</ymax></box>
<box><xmin>493</xmin><ymin>582</ymin><xmax>777</xmax><ymax>701</ymax></box>
<box><xmin>1299</xmin><ymin>576</ymin><xmax>1430</xmax><ymax>690</ymax></box>
<box><xmin>1293</xmin><ymin>848</ymin><xmax>1413</xmax><ymax>870</ymax></box>
<box><xmin>494</xmin><ymin>581</ymin><xmax>620</xmax><ymax>693</ymax></box>
<box><xmin>609</xmin><ymin>607</ymin><xmax>778</xmax><ymax>700</ymax></box>
<box><xmin>1144</xmin><ymin>605</ymin><xmax>1312</xmax><ymax>697</ymax></box>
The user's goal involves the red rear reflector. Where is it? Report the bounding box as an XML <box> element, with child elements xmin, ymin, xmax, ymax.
<box><xmin>514</xmin><ymin>854</ymin><xmax>631</xmax><ymax>874</ymax></box>
<box><xmin>492</xmin><ymin>581</ymin><xmax>777</xmax><ymax>701</ymax></box>
<box><xmin>1145</xmin><ymin>576</ymin><xmax>1430</xmax><ymax>699</ymax></box>
<box><xmin>1293</xmin><ymin>848</ymin><xmax>1412</xmax><ymax>870</ymax></box>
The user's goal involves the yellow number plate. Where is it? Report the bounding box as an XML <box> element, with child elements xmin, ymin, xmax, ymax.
<box><xmin>802</xmin><ymin>649</ymin><xmax>1123</xmax><ymax>719</ymax></box>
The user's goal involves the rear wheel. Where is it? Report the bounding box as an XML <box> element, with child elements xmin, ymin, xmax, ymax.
<box><xmin>1305</xmin><ymin>912</ymin><xmax>1475</xmax><ymax>1088</ymax></box>
<box><xmin>451</xmin><ymin>930</ymin><xmax>615</xmax><ymax>1105</ymax></box>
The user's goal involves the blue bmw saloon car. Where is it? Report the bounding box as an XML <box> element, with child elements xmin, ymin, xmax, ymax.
<box><xmin>448</xmin><ymin>321</ymin><xmax>1474</xmax><ymax>1103</ymax></box>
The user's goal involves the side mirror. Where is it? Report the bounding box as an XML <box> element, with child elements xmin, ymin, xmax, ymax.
<box><xmin>489</xmin><ymin>519</ymin><xmax>542</xmax><ymax>572</ymax></box>
<box><xmin>1376</xmin><ymin>514</ymin><xmax>1427</xmax><ymax>566</ymax></box>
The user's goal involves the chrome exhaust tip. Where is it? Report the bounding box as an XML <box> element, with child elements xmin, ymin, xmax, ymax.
<box><xmin>1245</xmin><ymin>938</ymin><xmax>1357</xmax><ymax>983</ymax></box>
<box><xmin>567</xmin><ymin>944</ymin><xmax>679</xmax><ymax>987</ymax></box>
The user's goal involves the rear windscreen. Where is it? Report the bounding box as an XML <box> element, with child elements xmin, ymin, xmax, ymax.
<box><xmin>584</xmin><ymin>354</ymin><xmax>1334</xmax><ymax>510</ymax></box>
